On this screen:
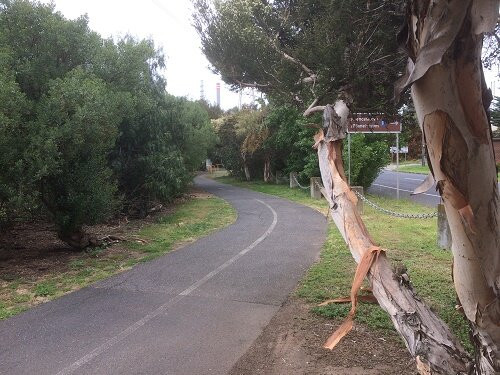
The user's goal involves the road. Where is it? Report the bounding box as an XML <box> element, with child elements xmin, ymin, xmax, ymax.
<box><xmin>0</xmin><ymin>176</ymin><xmax>327</xmax><ymax>375</ymax></box>
<box><xmin>368</xmin><ymin>169</ymin><xmax>441</xmax><ymax>206</ymax></box>
<box><xmin>369</xmin><ymin>169</ymin><xmax>500</xmax><ymax>207</ymax></box>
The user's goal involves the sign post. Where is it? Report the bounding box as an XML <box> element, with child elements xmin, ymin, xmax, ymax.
<box><xmin>348</xmin><ymin>133</ymin><xmax>351</xmax><ymax>184</ymax></box>
<box><xmin>396</xmin><ymin>132</ymin><xmax>399</xmax><ymax>199</ymax></box>
<box><xmin>348</xmin><ymin>114</ymin><xmax>402</xmax><ymax>198</ymax></box>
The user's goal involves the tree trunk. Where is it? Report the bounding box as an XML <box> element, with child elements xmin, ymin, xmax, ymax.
<box><xmin>263</xmin><ymin>156</ymin><xmax>271</xmax><ymax>182</ymax></box>
<box><xmin>396</xmin><ymin>1</ymin><xmax>500</xmax><ymax>373</ymax></box>
<box><xmin>242</xmin><ymin>154</ymin><xmax>251</xmax><ymax>181</ymax></box>
<box><xmin>312</xmin><ymin>99</ymin><xmax>471</xmax><ymax>373</ymax></box>
<box><xmin>58</xmin><ymin>229</ymin><xmax>97</xmax><ymax>250</ymax></box>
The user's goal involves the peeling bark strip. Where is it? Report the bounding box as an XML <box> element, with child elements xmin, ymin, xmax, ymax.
<box><xmin>323</xmin><ymin>246</ymin><xmax>384</xmax><ymax>350</ymax></box>
<box><xmin>312</xmin><ymin>99</ymin><xmax>471</xmax><ymax>374</ymax></box>
<box><xmin>395</xmin><ymin>0</ymin><xmax>500</xmax><ymax>373</ymax></box>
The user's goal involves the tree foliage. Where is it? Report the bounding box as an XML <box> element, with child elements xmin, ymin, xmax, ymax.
<box><xmin>0</xmin><ymin>0</ymin><xmax>216</xmax><ymax>247</ymax></box>
<box><xmin>35</xmin><ymin>68</ymin><xmax>120</xmax><ymax>240</ymax></box>
<box><xmin>194</xmin><ymin>0</ymin><xmax>404</xmax><ymax>187</ymax></box>
<box><xmin>194</xmin><ymin>0</ymin><xmax>405</xmax><ymax>111</ymax></box>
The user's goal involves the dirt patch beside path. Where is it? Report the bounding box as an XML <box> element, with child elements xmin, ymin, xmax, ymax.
<box><xmin>229</xmin><ymin>297</ymin><xmax>417</xmax><ymax>375</ymax></box>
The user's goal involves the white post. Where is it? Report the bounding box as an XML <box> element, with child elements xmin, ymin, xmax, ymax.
<box><xmin>348</xmin><ymin>133</ymin><xmax>351</xmax><ymax>185</ymax></box>
<box><xmin>396</xmin><ymin>133</ymin><xmax>400</xmax><ymax>200</ymax></box>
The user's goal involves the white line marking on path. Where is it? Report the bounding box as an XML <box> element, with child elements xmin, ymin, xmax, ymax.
<box><xmin>371</xmin><ymin>183</ymin><xmax>440</xmax><ymax>198</ymax></box>
<box><xmin>56</xmin><ymin>199</ymin><xmax>278</xmax><ymax>375</ymax></box>
<box><xmin>179</xmin><ymin>199</ymin><xmax>277</xmax><ymax>296</ymax></box>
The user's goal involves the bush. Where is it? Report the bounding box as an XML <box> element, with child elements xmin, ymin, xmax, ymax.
<box><xmin>0</xmin><ymin>2</ymin><xmax>218</xmax><ymax>248</ymax></box>
<box><xmin>342</xmin><ymin>134</ymin><xmax>390</xmax><ymax>188</ymax></box>
<box><xmin>0</xmin><ymin>63</ymin><xmax>35</xmax><ymax>227</ymax></box>
<box><xmin>36</xmin><ymin>69</ymin><xmax>121</xmax><ymax>245</ymax></box>
<box><xmin>212</xmin><ymin>115</ymin><xmax>245</xmax><ymax>177</ymax></box>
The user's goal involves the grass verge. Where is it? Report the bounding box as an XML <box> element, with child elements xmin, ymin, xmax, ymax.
<box><xmin>397</xmin><ymin>162</ymin><xmax>500</xmax><ymax>180</ymax></box>
<box><xmin>216</xmin><ymin>176</ymin><xmax>471</xmax><ymax>351</ymax></box>
<box><xmin>397</xmin><ymin>164</ymin><xmax>430</xmax><ymax>174</ymax></box>
<box><xmin>0</xmin><ymin>195</ymin><xmax>236</xmax><ymax>320</ymax></box>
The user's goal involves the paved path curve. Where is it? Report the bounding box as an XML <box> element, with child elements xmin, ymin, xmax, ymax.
<box><xmin>0</xmin><ymin>176</ymin><xmax>327</xmax><ymax>375</ymax></box>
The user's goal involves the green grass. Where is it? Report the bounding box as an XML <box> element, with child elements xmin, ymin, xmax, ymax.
<box><xmin>397</xmin><ymin>162</ymin><xmax>500</xmax><ymax>180</ymax></box>
<box><xmin>128</xmin><ymin>197</ymin><xmax>236</xmax><ymax>256</ymax></box>
<box><xmin>396</xmin><ymin>164</ymin><xmax>430</xmax><ymax>174</ymax></box>
<box><xmin>0</xmin><ymin>196</ymin><xmax>236</xmax><ymax>320</ymax></box>
<box><xmin>215</xmin><ymin>176</ymin><xmax>328</xmax><ymax>214</ymax></box>
<box><xmin>216</xmin><ymin>176</ymin><xmax>471</xmax><ymax>351</ymax></box>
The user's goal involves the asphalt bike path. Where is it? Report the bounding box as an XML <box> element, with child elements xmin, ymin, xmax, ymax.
<box><xmin>0</xmin><ymin>175</ymin><xmax>327</xmax><ymax>375</ymax></box>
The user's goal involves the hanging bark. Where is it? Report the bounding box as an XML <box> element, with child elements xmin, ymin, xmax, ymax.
<box><xmin>311</xmin><ymin>99</ymin><xmax>471</xmax><ymax>374</ymax></box>
<box><xmin>395</xmin><ymin>1</ymin><xmax>500</xmax><ymax>373</ymax></box>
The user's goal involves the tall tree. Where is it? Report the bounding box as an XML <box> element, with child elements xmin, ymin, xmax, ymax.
<box><xmin>193</xmin><ymin>0</ymin><xmax>405</xmax><ymax>111</ymax></box>
<box><xmin>195</xmin><ymin>0</ymin><xmax>500</xmax><ymax>373</ymax></box>
<box><xmin>395</xmin><ymin>1</ymin><xmax>500</xmax><ymax>372</ymax></box>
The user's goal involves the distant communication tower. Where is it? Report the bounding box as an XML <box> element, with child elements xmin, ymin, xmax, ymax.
<box><xmin>200</xmin><ymin>80</ymin><xmax>205</xmax><ymax>101</ymax></box>
<box><xmin>216</xmin><ymin>82</ymin><xmax>221</xmax><ymax>108</ymax></box>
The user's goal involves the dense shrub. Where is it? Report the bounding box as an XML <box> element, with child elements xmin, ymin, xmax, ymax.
<box><xmin>35</xmin><ymin>69</ymin><xmax>121</xmax><ymax>243</ymax></box>
<box><xmin>342</xmin><ymin>134</ymin><xmax>390</xmax><ymax>189</ymax></box>
<box><xmin>0</xmin><ymin>1</ymin><xmax>217</xmax><ymax>247</ymax></box>
<box><xmin>213</xmin><ymin>104</ymin><xmax>390</xmax><ymax>189</ymax></box>
<box><xmin>0</xmin><ymin>61</ymin><xmax>34</xmax><ymax>226</ymax></box>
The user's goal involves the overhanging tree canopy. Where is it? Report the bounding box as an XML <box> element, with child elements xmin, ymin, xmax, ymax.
<box><xmin>194</xmin><ymin>0</ymin><xmax>406</xmax><ymax>111</ymax></box>
<box><xmin>194</xmin><ymin>1</ymin><xmax>500</xmax><ymax>373</ymax></box>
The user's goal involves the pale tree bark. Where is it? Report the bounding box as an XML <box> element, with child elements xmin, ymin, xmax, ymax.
<box><xmin>241</xmin><ymin>153</ymin><xmax>251</xmax><ymax>181</ymax></box>
<box><xmin>311</xmin><ymin>99</ymin><xmax>471</xmax><ymax>374</ymax></box>
<box><xmin>395</xmin><ymin>1</ymin><xmax>500</xmax><ymax>373</ymax></box>
<box><xmin>263</xmin><ymin>156</ymin><xmax>271</xmax><ymax>183</ymax></box>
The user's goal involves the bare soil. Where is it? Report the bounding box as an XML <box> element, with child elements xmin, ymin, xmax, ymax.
<box><xmin>0</xmin><ymin>188</ymin><xmax>211</xmax><ymax>284</ymax></box>
<box><xmin>229</xmin><ymin>297</ymin><xmax>417</xmax><ymax>375</ymax></box>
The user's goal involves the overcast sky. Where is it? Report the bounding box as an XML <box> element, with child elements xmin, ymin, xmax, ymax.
<box><xmin>43</xmin><ymin>0</ymin><xmax>499</xmax><ymax>108</ymax></box>
<box><xmin>41</xmin><ymin>0</ymin><xmax>255</xmax><ymax>110</ymax></box>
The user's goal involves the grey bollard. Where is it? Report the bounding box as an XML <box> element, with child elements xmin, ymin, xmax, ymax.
<box><xmin>275</xmin><ymin>171</ymin><xmax>282</xmax><ymax>184</ymax></box>
<box><xmin>351</xmin><ymin>186</ymin><xmax>364</xmax><ymax>214</ymax></box>
<box><xmin>290</xmin><ymin>172</ymin><xmax>299</xmax><ymax>188</ymax></box>
<box><xmin>310</xmin><ymin>177</ymin><xmax>322</xmax><ymax>199</ymax></box>
<box><xmin>437</xmin><ymin>204</ymin><xmax>452</xmax><ymax>250</ymax></box>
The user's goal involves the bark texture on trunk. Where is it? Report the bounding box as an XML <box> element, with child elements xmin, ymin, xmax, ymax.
<box><xmin>313</xmin><ymin>99</ymin><xmax>471</xmax><ymax>374</ymax></box>
<box><xmin>396</xmin><ymin>1</ymin><xmax>500</xmax><ymax>373</ymax></box>
<box><xmin>242</xmin><ymin>154</ymin><xmax>251</xmax><ymax>181</ymax></box>
<box><xmin>263</xmin><ymin>157</ymin><xmax>271</xmax><ymax>182</ymax></box>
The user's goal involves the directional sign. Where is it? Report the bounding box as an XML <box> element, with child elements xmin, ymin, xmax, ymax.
<box><xmin>348</xmin><ymin>113</ymin><xmax>401</xmax><ymax>133</ymax></box>
<box><xmin>390</xmin><ymin>146</ymin><xmax>409</xmax><ymax>154</ymax></box>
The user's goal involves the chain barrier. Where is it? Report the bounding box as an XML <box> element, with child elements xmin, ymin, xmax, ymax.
<box><xmin>311</xmin><ymin>178</ymin><xmax>437</xmax><ymax>219</ymax></box>
<box><xmin>291</xmin><ymin>173</ymin><xmax>437</xmax><ymax>219</ymax></box>
<box><xmin>353</xmin><ymin>190</ymin><xmax>438</xmax><ymax>219</ymax></box>
<box><xmin>292</xmin><ymin>174</ymin><xmax>310</xmax><ymax>190</ymax></box>
<box><xmin>314</xmin><ymin>179</ymin><xmax>323</xmax><ymax>191</ymax></box>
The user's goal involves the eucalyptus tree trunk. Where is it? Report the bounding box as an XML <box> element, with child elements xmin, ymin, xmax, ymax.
<box><xmin>263</xmin><ymin>156</ymin><xmax>271</xmax><ymax>182</ymax></box>
<box><xmin>395</xmin><ymin>1</ymin><xmax>500</xmax><ymax>372</ymax></box>
<box><xmin>242</xmin><ymin>154</ymin><xmax>251</xmax><ymax>181</ymax></box>
<box><xmin>312</xmin><ymin>99</ymin><xmax>471</xmax><ymax>374</ymax></box>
